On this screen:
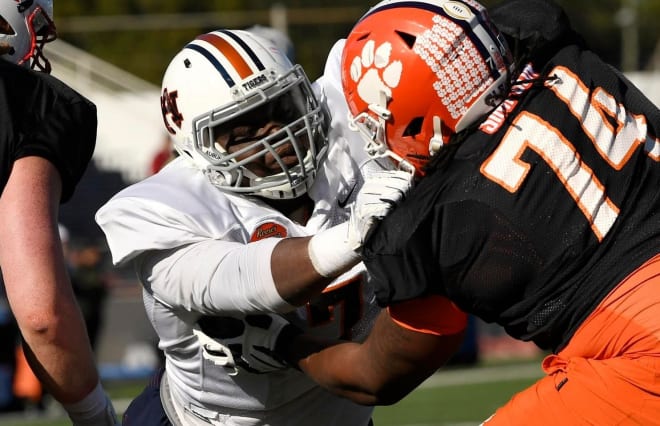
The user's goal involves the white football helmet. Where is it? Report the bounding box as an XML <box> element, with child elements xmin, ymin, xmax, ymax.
<box><xmin>341</xmin><ymin>0</ymin><xmax>513</xmax><ymax>174</ymax></box>
<box><xmin>161</xmin><ymin>29</ymin><xmax>328</xmax><ymax>199</ymax></box>
<box><xmin>0</xmin><ymin>0</ymin><xmax>57</xmax><ymax>72</ymax></box>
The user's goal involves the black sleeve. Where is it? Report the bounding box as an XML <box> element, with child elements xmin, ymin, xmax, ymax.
<box><xmin>489</xmin><ymin>0</ymin><xmax>584</xmax><ymax>68</ymax></box>
<box><xmin>17</xmin><ymin>74</ymin><xmax>97</xmax><ymax>202</ymax></box>
<box><xmin>0</xmin><ymin>63</ymin><xmax>97</xmax><ymax>203</ymax></box>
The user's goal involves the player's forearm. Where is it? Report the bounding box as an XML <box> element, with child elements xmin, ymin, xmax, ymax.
<box><xmin>271</xmin><ymin>231</ymin><xmax>360</xmax><ymax>306</ymax></box>
<box><xmin>7</xmin><ymin>288</ymin><xmax>102</xmax><ymax>406</ymax></box>
<box><xmin>280</xmin><ymin>309</ymin><xmax>466</xmax><ymax>406</ymax></box>
<box><xmin>20</xmin><ymin>311</ymin><xmax>100</xmax><ymax>403</ymax></box>
<box><xmin>281</xmin><ymin>334</ymin><xmax>387</xmax><ymax>405</ymax></box>
<box><xmin>0</xmin><ymin>158</ymin><xmax>102</xmax><ymax>403</ymax></box>
<box><xmin>270</xmin><ymin>236</ymin><xmax>329</xmax><ymax>305</ymax></box>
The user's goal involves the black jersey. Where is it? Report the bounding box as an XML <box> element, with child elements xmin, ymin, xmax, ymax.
<box><xmin>0</xmin><ymin>61</ymin><xmax>97</xmax><ymax>202</ymax></box>
<box><xmin>363</xmin><ymin>43</ymin><xmax>660</xmax><ymax>352</ymax></box>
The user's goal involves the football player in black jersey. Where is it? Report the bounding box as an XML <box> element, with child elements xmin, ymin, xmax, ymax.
<box><xmin>0</xmin><ymin>1</ymin><xmax>117</xmax><ymax>424</ymax></box>
<box><xmin>252</xmin><ymin>0</ymin><xmax>660</xmax><ymax>424</ymax></box>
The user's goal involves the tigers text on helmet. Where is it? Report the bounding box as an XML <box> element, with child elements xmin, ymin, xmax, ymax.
<box><xmin>341</xmin><ymin>0</ymin><xmax>513</xmax><ymax>174</ymax></box>
<box><xmin>0</xmin><ymin>0</ymin><xmax>57</xmax><ymax>72</ymax></box>
<box><xmin>160</xmin><ymin>29</ymin><xmax>328</xmax><ymax>200</ymax></box>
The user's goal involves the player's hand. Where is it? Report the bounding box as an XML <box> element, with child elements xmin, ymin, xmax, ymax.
<box><xmin>348</xmin><ymin>169</ymin><xmax>413</xmax><ymax>249</ymax></box>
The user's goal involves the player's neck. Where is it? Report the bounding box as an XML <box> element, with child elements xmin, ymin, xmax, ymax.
<box><xmin>263</xmin><ymin>195</ymin><xmax>313</xmax><ymax>225</ymax></box>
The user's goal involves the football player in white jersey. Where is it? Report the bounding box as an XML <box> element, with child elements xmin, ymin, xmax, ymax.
<box><xmin>96</xmin><ymin>29</ymin><xmax>412</xmax><ymax>426</ymax></box>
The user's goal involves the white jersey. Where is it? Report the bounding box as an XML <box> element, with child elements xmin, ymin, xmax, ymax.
<box><xmin>97</xmin><ymin>39</ymin><xmax>380</xmax><ymax>426</ymax></box>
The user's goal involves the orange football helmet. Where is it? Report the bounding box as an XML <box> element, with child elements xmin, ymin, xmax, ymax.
<box><xmin>341</xmin><ymin>0</ymin><xmax>513</xmax><ymax>174</ymax></box>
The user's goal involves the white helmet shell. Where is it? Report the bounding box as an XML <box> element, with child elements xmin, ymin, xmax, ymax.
<box><xmin>0</xmin><ymin>0</ymin><xmax>57</xmax><ymax>72</ymax></box>
<box><xmin>160</xmin><ymin>29</ymin><xmax>328</xmax><ymax>199</ymax></box>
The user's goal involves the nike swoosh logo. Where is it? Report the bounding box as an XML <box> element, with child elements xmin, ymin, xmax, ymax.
<box><xmin>337</xmin><ymin>182</ymin><xmax>357</xmax><ymax>208</ymax></box>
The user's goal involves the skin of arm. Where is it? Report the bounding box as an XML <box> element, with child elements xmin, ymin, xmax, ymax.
<box><xmin>0</xmin><ymin>157</ymin><xmax>100</xmax><ymax>404</ymax></box>
<box><xmin>270</xmin><ymin>236</ymin><xmax>336</xmax><ymax>306</ymax></box>
<box><xmin>283</xmin><ymin>308</ymin><xmax>465</xmax><ymax>405</ymax></box>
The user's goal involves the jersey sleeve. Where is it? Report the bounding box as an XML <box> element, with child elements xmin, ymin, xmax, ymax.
<box><xmin>135</xmin><ymin>237</ymin><xmax>293</xmax><ymax>314</ymax></box>
<box><xmin>95</xmin><ymin>162</ymin><xmax>298</xmax><ymax>313</ymax></box>
<box><xmin>387</xmin><ymin>295</ymin><xmax>467</xmax><ymax>336</ymax></box>
<box><xmin>0</xmin><ymin>65</ymin><xmax>97</xmax><ymax>202</ymax></box>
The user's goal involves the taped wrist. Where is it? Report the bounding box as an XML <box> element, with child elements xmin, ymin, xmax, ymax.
<box><xmin>308</xmin><ymin>222</ymin><xmax>361</xmax><ymax>277</ymax></box>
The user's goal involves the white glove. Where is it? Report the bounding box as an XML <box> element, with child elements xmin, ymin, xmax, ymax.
<box><xmin>308</xmin><ymin>168</ymin><xmax>413</xmax><ymax>278</ymax></box>
<box><xmin>194</xmin><ymin>314</ymin><xmax>299</xmax><ymax>375</ymax></box>
<box><xmin>348</xmin><ymin>169</ymin><xmax>414</xmax><ymax>249</ymax></box>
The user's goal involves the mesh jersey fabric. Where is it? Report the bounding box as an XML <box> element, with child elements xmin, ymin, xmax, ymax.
<box><xmin>363</xmin><ymin>41</ymin><xmax>660</xmax><ymax>352</ymax></box>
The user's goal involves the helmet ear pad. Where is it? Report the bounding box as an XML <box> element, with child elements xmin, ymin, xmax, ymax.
<box><xmin>341</xmin><ymin>0</ymin><xmax>512</xmax><ymax>172</ymax></box>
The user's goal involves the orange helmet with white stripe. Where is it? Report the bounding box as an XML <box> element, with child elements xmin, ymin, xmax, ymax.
<box><xmin>341</xmin><ymin>0</ymin><xmax>513</xmax><ymax>174</ymax></box>
<box><xmin>160</xmin><ymin>29</ymin><xmax>328</xmax><ymax>199</ymax></box>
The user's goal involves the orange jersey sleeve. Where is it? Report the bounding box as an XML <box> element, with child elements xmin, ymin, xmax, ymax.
<box><xmin>387</xmin><ymin>294</ymin><xmax>468</xmax><ymax>336</ymax></box>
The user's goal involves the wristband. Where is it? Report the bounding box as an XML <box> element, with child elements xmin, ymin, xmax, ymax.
<box><xmin>308</xmin><ymin>222</ymin><xmax>361</xmax><ymax>277</ymax></box>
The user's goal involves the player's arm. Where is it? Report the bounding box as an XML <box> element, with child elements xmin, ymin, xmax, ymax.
<box><xmin>0</xmin><ymin>157</ymin><xmax>99</xmax><ymax>403</ymax></box>
<box><xmin>282</xmin><ymin>295</ymin><xmax>467</xmax><ymax>405</ymax></box>
<box><xmin>130</xmin><ymin>169</ymin><xmax>413</xmax><ymax>312</ymax></box>
<box><xmin>269</xmin><ymin>236</ymin><xmax>334</xmax><ymax>306</ymax></box>
<box><xmin>0</xmin><ymin>157</ymin><xmax>117</xmax><ymax>425</ymax></box>
<box><xmin>273</xmin><ymin>169</ymin><xmax>414</xmax><ymax>306</ymax></box>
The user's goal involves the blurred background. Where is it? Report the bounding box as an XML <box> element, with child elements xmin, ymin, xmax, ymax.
<box><xmin>1</xmin><ymin>0</ymin><xmax>658</xmax><ymax>421</ymax></box>
<box><xmin>55</xmin><ymin>0</ymin><xmax>660</xmax><ymax>85</ymax></box>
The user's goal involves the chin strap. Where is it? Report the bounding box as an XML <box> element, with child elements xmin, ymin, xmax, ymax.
<box><xmin>428</xmin><ymin>115</ymin><xmax>444</xmax><ymax>155</ymax></box>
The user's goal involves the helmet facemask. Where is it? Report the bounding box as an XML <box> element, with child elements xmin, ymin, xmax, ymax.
<box><xmin>189</xmin><ymin>64</ymin><xmax>328</xmax><ymax>200</ymax></box>
<box><xmin>347</xmin><ymin>88</ymin><xmax>419</xmax><ymax>175</ymax></box>
<box><xmin>0</xmin><ymin>1</ymin><xmax>57</xmax><ymax>73</ymax></box>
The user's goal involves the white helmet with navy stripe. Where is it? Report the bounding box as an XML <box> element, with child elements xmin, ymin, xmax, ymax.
<box><xmin>160</xmin><ymin>29</ymin><xmax>328</xmax><ymax>199</ymax></box>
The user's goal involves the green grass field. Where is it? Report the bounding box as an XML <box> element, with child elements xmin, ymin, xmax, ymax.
<box><xmin>2</xmin><ymin>358</ymin><xmax>543</xmax><ymax>426</ymax></box>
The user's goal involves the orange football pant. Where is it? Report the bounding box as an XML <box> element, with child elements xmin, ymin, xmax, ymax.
<box><xmin>484</xmin><ymin>253</ymin><xmax>660</xmax><ymax>425</ymax></box>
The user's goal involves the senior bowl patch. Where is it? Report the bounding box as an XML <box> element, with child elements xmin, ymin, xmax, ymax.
<box><xmin>250</xmin><ymin>222</ymin><xmax>288</xmax><ymax>242</ymax></box>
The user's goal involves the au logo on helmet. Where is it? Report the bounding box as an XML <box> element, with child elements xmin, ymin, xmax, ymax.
<box><xmin>160</xmin><ymin>88</ymin><xmax>184</xmax><ymax>134</ymax></box>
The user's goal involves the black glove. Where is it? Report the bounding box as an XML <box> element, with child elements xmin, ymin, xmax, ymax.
<box><xmin>195</xmin><ymin>314</ymin><xmax>301</xmax><ymax>374</ymax></box>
